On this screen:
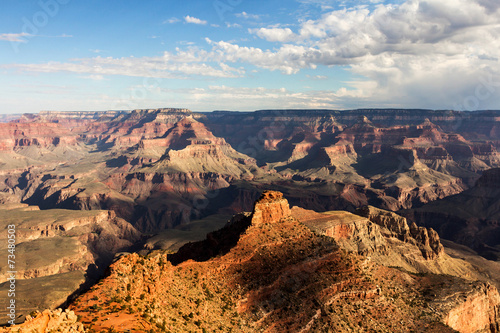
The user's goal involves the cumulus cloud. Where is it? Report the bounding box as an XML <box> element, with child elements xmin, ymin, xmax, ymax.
<box><xmin>244</xmin><ymin>0</ymin><xmax>500</xmax><ymax>63</ymax></box>
<box><xmin>206</xmin><ymin>38</ymin><xmax>317</xmax><ymax>74</ymax></box>
<box><xmin>184</xmin><ymin>15</ymin><xmax>207</xmax><ymax>25</ymax></box>
<box><xmin>250</xmin><ymin>27</ymin><xmax>297</xmax><ymax>42</ymax></box>
<box><xmin>235</xmin><ymin>0</ymin><xmax>500</xmax><ymax>108</ymax></box>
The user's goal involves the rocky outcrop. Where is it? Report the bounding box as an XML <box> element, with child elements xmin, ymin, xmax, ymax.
<box><xmin>438</xmin><ymin>282</ymin><xmax>500</xmax><ymax>333</ymax></box>
<box><xmin>251</xmin><ymin>190</ymin><xmax>291</xmax><ymax>225</ymax></box>
<box><xmin>292</xmin><ymin>205</ymin><xmax>477</xmax><ymax>282</ymax></box>
<box><xmin>169</xmin><ymin>191</ymin><xmax>292</xmax><ymax>265</ymax></box>
<box><xmin>409</xmin><ymin>222</ymin><xmax>445</xmax><ymax>260</ymax></box>
<box><xmin>0</xmin><ymin>122</ymin><xmax>78</xmax><ymax>151</ymax></box>
<box><xmin>291</xmin><ymin>207</ymin><xmax>387</xmax><ymax>255</ymax></box>
<box><xmin>0</xmin><ymin>309</ymin><xmax>85</xmax><ymax>332</ymax></box>
<box><xmin>356</xmin><ymin>205</ymin><xmax>444</xmax><ymax>259</ymax></box>
<box><xmin>355</xmin><ymin>205</ymin><xmax>410</xmax><ymax>237</ymax></box>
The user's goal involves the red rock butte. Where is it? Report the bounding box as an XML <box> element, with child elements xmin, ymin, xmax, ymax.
<box><xmin>251</xmin><ymin>191</ymin><xmax>292</xmax><ymax>225</ymax></box>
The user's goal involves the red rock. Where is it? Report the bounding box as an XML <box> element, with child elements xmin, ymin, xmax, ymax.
<box><xmin>251</xmin><ymin>191</ymin><xmax>291</xmax><ymax>225</ymax></box>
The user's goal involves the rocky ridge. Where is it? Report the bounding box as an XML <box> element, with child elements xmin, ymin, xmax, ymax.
<box><xmin>356</xmin><ymin>205</ymin><xmax>444</xmax><ymax>259</ymax></box>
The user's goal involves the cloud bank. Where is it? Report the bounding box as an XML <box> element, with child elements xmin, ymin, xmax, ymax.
<box><xmin>4</xmin><ymin>0</ymin><xmax>500</xmax><ymax>110</ymax></box>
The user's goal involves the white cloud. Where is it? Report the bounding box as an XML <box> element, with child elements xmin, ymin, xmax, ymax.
<box><xmin>250</xmin><ymin>27</ymin><xmax>297</xmax><ymax>42</ymax></box>
<box><xmin>235</xmin><ymin>12</ymin><xmax>261</xmax><ymax>20</ymax></box>
<box><xmin>0</xmin><ymin>33</ymin><xmax>31</xmax><ymax>42</ymax></box>
<box><xmin>163</xmin><ymin>85</ymin><xmax>361</xmax><ymax>110</ymax></box>
<box><xmin>227</xmin><ymin>0</ymin><xmax>500</xmax><ymax>108</ymax></box>
<box><xmin>306</xmin><ymin>75</ymin><xmax>328</xmax><ymax>80</ymax></box>
<box><xmin>226</xmin><ymin>22</ymin><xmax>242</xmax><ymax>28</ymax></box>
<box><xmin>184</xmin><ymin>15</ymin><xmax>207</xmax><ymax>25</ymax></box>
<box><xmin>4</xmin><ymin>51</ymin><xmax>246</xmax><ymax>79</ymax></box>
<box><xmin>82</xmin><ymin>74</ymin><xmax>105</xmax><ymax>80</ymax></box>
<box><xmin>164</xmin><ymin>17</ymin><xmax>180</xmax><ymax>24</ymax></box>
<box><xmin>206</xmin><ymin>38</ymin><xmax>316</xmax><ymax>74</ymax></box>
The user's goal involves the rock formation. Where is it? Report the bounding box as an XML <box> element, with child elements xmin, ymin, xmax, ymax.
<box><xmin>1</xmin><ymin>109</ymin><xmax>500</xmax><ymax>331</ymax></box>
<box><xmin>356</xmin><ymin>205</ymin><xmax>444</xmax><ymax>259</ymax></box>
<box><xmin>441</xmin><ymin>283</ymin><xmax>500</xmax><ymax>333</ymax></box>
<box><xmin>0</xmin><ymin>309</ymin><xmax>85</xmax><ymax>333</ymax></box>
<box><xmin>0</xmin><ymin>122</ymin><xmax>78</xmax><ymax>151</ymax></box>
<box><xmin>356</xmin><ymin>205</ymin><xmax>411</xmax><ymax>237</ymax></box>
<box><xmin>405</xmin><ymin>168</ymin><xmax>500</xmax><ymax>260</ymax></box>
<box><xmin>250</xmin><ymin>191</ymin><xmax>291</xmax><ymax>225</ymax></box>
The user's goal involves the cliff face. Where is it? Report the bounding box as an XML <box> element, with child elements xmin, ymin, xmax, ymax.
<box><xmin>251</xmin><ymin>191</ymin><xmax>291</xmax><ymax>225</ymax></box>
<box><xmin>405</xmin><ymin>168</ymin><xmax>500</xmax><ymax>261</ymax></box>
<box><xmin>356</xmin><ymin>205</ymin><xmax>444</xmax><ymax>259</ymax></box>
<box><xmin>0</xmin><ymin>122</ymin><xmax>78</xmax><ymax>151</ymax></box>
<box><xmin>0</xmin><ymin>204</ymin><xmax>142</xmax><ymax>324</ymax></box>
<box><xmin>439</xmin><ymin>283</ymin><xmax>500</xmax><ymax>333</ymax></box>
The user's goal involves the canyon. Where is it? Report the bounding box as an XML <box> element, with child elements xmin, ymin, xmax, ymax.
<box><xmin>2</xmin><ymin>108</ymin><xmax>499</xmax><ymax>231</ymax></box>
<box><xmin>1</xmin><ymin>108</ymin><xmax>500</xmax><ymax>331</ymax></box>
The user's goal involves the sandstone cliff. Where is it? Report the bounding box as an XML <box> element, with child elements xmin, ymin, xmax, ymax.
<box><xmin>356</xmin><ymin>205</ymin><xmax>444</xmax><ymax>259</ymax></box>
<box><xmin>251</xmin><ymin>191</ymin><xmax>291</xmax><ymax>225</ymax></box>
<box><xmin>438</xmin><ymin>282</ymin><xmax>500</xmax><ymax>333</ymax></box>
<box><xmin>0</xmin><ymin>204</ymin><xmax>142</xmax><ymax>324</ymax></box>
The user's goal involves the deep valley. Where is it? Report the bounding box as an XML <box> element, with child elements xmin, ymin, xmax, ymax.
<box><xmin>1</xmin><ymin>108</ymin><xmax>500</xmax><ymax>332</ymax></box>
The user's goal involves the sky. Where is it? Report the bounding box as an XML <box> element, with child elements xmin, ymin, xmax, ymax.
<box><xmin>0</xmin><ymin>0</ymin><xmax>499</xmax><ymax>113</ymax></box>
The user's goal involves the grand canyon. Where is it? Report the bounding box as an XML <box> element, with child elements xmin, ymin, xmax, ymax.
<box><xmin>1</xmin><ymin>108</ymin><xmax>500</xmax><ymax>332</ymax></box>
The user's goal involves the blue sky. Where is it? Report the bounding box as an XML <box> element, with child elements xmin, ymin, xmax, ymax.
<box><xmin>1</xmin><ymin>0</ymin><xmax>499</xmax><ymax>113</ymax></box>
